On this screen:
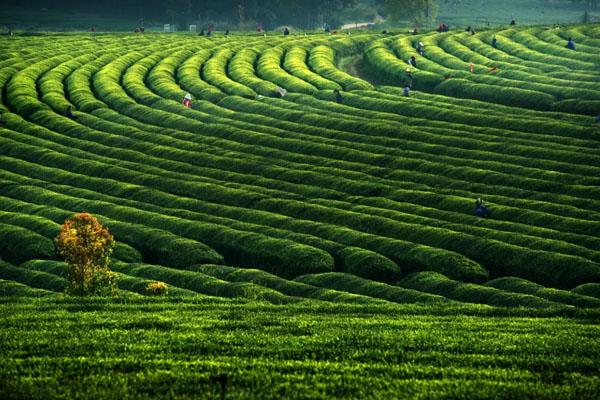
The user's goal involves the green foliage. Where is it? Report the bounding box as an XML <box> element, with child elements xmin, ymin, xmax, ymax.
<box><xmin>0</xmin><ymin>222</ymin><xmax>55</xmax><ymax>265</ymax></box>
<box><xmin>384</xmin><ymin>0</ymin><xmax>438</xmax><ymax>25</ymax></box>
<box><xmin>190</xmin><ymin>264</ymin><xmax>388</xmax><ymax>304</ymax></box>
<box><xmin>0</xmin><ymin>260</ymin><xmax>67</xmax><ymax>292</ymax></box>
<box><xmin>0</xmin><ymin>278</ymin><xmax>56</xmax><ymax>297</ymax></box>
<box><xmin>487</xmin><ymin>276</ymin><xmax>600</xmax><ymax>308</ymax></box>
<box><xmin>1</xmin><ymin>298</ymin><xmax>599</xmax><ymax>399</ymax></box>
<box><xmin>399</xmin><ymin>271</ymin><xmax>570</xmax><ymax>309</ymax></box>
<box><xmin>111</xmin><ymin>262</ymin><xmax>301</xmax><ymax>304</ymax></box>
<box><xmin>572</xmin><ymin>283</ymin><xmax>600</xmax><ymax>299</ymax></box>
<box><xmin>0</xmin><ymin>26</ymin><xmax>600</xmax><ymax>308</ymax></box>
<box><xmin>338</xmin><ymin>246</ymin><xmax>401</xmax><ymax>282</ymax></box>
<box><xmin>295</xmin><ymin>272</ymin><xmax>452</xmax><ymax>303</ymax></box>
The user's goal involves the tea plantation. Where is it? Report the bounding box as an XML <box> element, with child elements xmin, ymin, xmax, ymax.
<box><xmin>1</xmin><ymin>24</ymin><xmax>600</xmax><ymax>398</ymax></box>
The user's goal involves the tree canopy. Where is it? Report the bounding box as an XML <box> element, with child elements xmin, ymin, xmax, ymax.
<box><xmin>6</xmin><ymin>0</ymin><xmax>359</xmax><ymax>29</ymax></box>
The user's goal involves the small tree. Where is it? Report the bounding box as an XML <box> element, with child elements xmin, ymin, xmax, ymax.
<box><xmin>145</xmin><ymin>281</ymin><xmax>169</xmax><ymax>296</ymax></box>
<box><xmin>55</xmin><ymin>213</ymin><xmax>117</xmax><ymax>296</ymax></box>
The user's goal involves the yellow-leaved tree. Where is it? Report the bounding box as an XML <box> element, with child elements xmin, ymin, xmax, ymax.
<box><xmin>55</xmin><ymin>213</ymin><xmax>117</xmax><ymax>296</ymax></box>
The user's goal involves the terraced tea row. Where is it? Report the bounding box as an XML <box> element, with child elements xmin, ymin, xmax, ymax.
<box><xmin>365</xmin><ymin>25</ymin><xmax>600</xmax><ymax>114</ymax></box>
<box><xmin>3</xmin><ymin>258</ymin><xmax>600</xmax><ymax>311</ymax></box>
<box><xmin>0</xmin><ymin>26</ymin><xmax>599</xmax><ymax>306</ymax></box>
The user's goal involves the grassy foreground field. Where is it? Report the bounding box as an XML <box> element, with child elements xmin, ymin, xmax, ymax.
<box><xmin>0</xmin><ymin>21</ymin><xmax>600</xmax><ymax>398</ymax></box>
<box><xmin>1</xmin><ymin>297</ymin><xmax>600</xmax><ymax>399</ymax></box>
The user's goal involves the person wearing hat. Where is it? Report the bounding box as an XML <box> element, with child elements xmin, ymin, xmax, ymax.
<box><xmin>183</xmin><ymin>93</ymin><xmax>193</xmax><ymax>108</ymax></box>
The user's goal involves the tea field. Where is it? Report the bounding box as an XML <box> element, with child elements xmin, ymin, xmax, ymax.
<box><xmin>1</xmin><ymin>297</ymin><xmax>600</xmax><ymax>399</ymax></box>
<box><xmin>1</xmin><ymin>23</ymin><xmax>600</xmax><ymax>398</ymax></box>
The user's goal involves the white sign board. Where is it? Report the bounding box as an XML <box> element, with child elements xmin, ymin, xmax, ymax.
<box><xmin>189</xmin><ymin>25</ymin><xmax>197</xmax><ymax>32</ymax></box>
<box><xmin>164</xmin><ymin>24</ymin><xmax>171</xmax><ymax>32</ymax></box>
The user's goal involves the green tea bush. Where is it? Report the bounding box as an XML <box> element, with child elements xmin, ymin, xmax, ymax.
<box><xmin>399</xmin><ymin>272</ymin><xmax>568</xmax><ymax>309</ymax></box>
<box><xmin>0</xmin><ymin>278</ymin><xmax>56</xmax><ymax>297</ymax></box>
<box><xmin>256</xmin><ymin>46</ymin><xmax>318</xmax><ymax>94</ymax></box>
<box><xmin>572</xmin><ymin>283</ymin><xmax>600</xmax><ymax>299</ymax></box>
<box><xmin>284</xmin><ymin>46</ymin><xmax>341</xmax><ymax>90</ymax></box>
<box><xmin>20</xmin><ymin>259</ymin><xmax>197</xmax><ymax>297</ymax></box>
<box><xmin>191</xmin><ymin>264</ymin><xmax>387</xmax><ymax>304</ymax></box>
<box><xmin>0</xmin><ymin>260</ymin><xmax>67</xmax><ymax>292</ymax></box>
<box><xmin>487</xmin><ymin>276</ymin><xmax>600</xmax><ymax>308</ymax></box>
<box><xmin>111</xmin><ymin>262</ymin><xmax>299</xmax><ymax>304</ymax></box>
<box><xmin>337</xmin><ymin>247</ymin><xmax>401</xmax><ymax>282</ymax></box>
<box><xmin>0</xmin><ymin>223</ymin><xmax>55</xmax><ymax>265</ymax></box>
<box><xmin>228</xmin><ymin>48</ymin><xmax>280</xmax><ymax>96</ymax></box>
<box><xmin>309</xmin><ymin>45</ymin><xmax>373</xmax><ymax>90</ymax></box>
<box><xmin>295</xmin><ymin>272</ymin><xmax>451</xmax><ymax>304</ymax></box>
<box><xmin>202</xmin><ymin>48</ymin><xmax>258</xmax><ymax>98</ymax></box>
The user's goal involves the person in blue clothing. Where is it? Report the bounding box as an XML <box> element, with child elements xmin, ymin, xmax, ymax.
<box><xmin>65</xmin><ymin>106</ymin><xmax>76</xmax><ymax>120</ymax></box>
<box><xmin>474</xmin><ymin>198</ymin><xmax>492</xmax><ymax>218</ymax></box>
<box><xmin>403</xmin><ymin>85</ymin><xmax>410</xmax><ymax>97</ymax></box>
<box><xmin>566</xmin><ymin>37</ymin><xmax>576</xmax><ymax>50</ymax></box>
<box><xmin>492</xmin><ymin>36</ymin><xmax>497</xmax><ymax>48</ymax></box>
<box><xmin>334</xmin><ymin>89</ymin><xmax>343</xmax><ymax>104</ymax></box>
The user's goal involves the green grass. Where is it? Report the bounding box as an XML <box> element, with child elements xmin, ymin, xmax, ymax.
<box><xmin>0</xmin><ymin>297</ymin><xmax>599</xmax><ymax>399</ymax></box>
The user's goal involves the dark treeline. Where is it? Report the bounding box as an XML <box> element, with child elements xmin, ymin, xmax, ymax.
<box><xmin>4</xmin><ymin>0</ymin><xmax>360</xmax><ymax>29</ymax></box>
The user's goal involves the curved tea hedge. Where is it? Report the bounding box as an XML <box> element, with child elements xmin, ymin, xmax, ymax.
<box><xmin>0</xmin><ymin>26</ymin><xmax>599</xmax><ymax>307</ymax></box>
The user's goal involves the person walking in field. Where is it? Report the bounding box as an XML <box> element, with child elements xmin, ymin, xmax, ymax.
<box><xmin>469</xmin><ymin>62</ymin><xmax>475</xmax><ymax>73</ymax></box>
<box><xmin>474</xmin><ymin>198</ymin><xmax>492</xmax><ymax>218</ymax></box>
<box><xmin>183</xmin><ymin>93</ymin><xmax>193</xmax><ymax>108</ymax></box>
<box><xmin>334</xmin><ymin>89</ymin><xmax>343</xmax><ymax>104</ymax></box>
<box><xmin>65</xmin><ymin>106</ymin><xmax>77</xmax><ymax>120</ymax></box>
<box><xmin>276</xmin><ymin>86</ymin><xmax>287</xmax><ymax>98</ymax></box>
<box><xmin>284</xmin><ymin>27</ymin><xmax>290</xmax><ymax>36</ymax></box>
<box><xmin>491</xmin><ymin>36</ymin><xmax>497</xmax><ymax>48</ymax></box>
<box><xmin>403</xmin><ymin>85</ymin><xmax>410</xmax><ymax>97</ymax></box>
<box><xmin>566</xmin><ymin>37</ymin><xmax>576</xmax><ymax>50</ymax></box>
<box><xmin>410</xmin><ymin>55</ymin><xmax>417</xmax><ymax>68</ymax></box>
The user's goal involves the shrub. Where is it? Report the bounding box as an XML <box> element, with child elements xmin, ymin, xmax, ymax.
<box><xmin>0</xmin><ymin>278</ymin><xmax>56</xmax><ymax>297</ymax></box>
<box><xmin>0</xmin><ymin>222</ymin><xmax>55</xmax><ymax>265</ymax></box>
<box><xmin>145</xmin><ymin>281</ymin><xmax>169</xmax><ymax>296</ymax></box>
<box><xmin>572</xmin><ymin>283</ymin><xmax>600</xmax><ymax>300</ymax></box>
<box><xmin>338</xmin><ymin>247</ymin><xmax>401</xmax><ymax>283</ymax></box>
<box><xmin>399</xmin><ymin>271</ymin><xmax>567</xmax><ymax>309</ymax></box>
<box><xmin>191</xmin><ymin>264</ymin><xmax>387</xmax><ymax>305</ymax></box>
<box><xmin>0</xmin><ymin>260</ymin><xmax>67</xmax><ymax>292</ymax></box>
<box><xmin>294</xmin><ymin>272</ymin><xmax>451</xmax><ymax>304</ymax></box>
<box><xmin>487</xmin><ymin>276</ymin><xmax>600</xmax><ymax>308</ymax></box>
<box><xmin>55</xmin><ymin>213</ymin><xmax>117</xmax><ymax>296</ymax></box>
